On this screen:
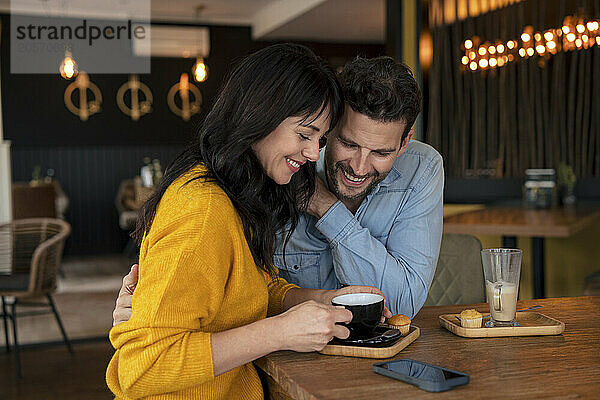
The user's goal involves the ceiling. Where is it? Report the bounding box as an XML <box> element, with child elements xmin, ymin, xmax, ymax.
<box><xmin>0</xmin><ymin>0</ymin><xmax>385</xmax><ymax>43</ymax></box>
<box><xmin>260</xmin><ymin>0</ymin><xmax>385</xmax><ymax>43</ymax></box>
<box><xmin>150</xmin><ymin>0</ymin><xmax>277</xmax><ymax>25</ymax></box>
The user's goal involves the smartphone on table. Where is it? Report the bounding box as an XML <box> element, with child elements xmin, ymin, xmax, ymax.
<box><xmin>373</xmin><ymin>359</ymin><xmax>469</xmax><ymax>392</ymax></box>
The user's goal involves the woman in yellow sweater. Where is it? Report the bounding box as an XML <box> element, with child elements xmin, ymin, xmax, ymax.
<box><xmin>106</xmin><ymin>43</ymin><xmax>388</xmax><ymax>399</ymax></box>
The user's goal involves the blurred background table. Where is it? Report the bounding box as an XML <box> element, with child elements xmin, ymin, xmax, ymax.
<box><xmin>11</xmin><ymin>182</ymin><xmax>69</xmax><ymax>220</ymax></box>
<box><xmin>443</xmin><ymin>205</ymin><xmax>600</xmax><ymax>298</ymax></box>
<box><xmin>256</xmin><ymin>296</ymin><xmax>600</xmax><ymax>400</ymax></box>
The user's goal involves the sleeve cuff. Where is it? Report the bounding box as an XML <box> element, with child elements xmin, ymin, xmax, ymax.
<box><xmin>267</xmin><ymin>278</ymin><xmax>299</xmax><ymax>316</ymax></box>
<box><xmin>314</xmin><ymin>201</ymin><xmax>357</xmax><ymax>246</ymax></box>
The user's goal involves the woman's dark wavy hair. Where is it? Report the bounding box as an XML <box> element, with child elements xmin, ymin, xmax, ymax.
<box><xmin>339</xmin><ymin>56</ymin><xmax>422</xmax><ymax>142</ymax></box>
<box><xmin>133</xmin><ymin>43</ymin><xmax>344</xmax><ymax>276</ymax></box>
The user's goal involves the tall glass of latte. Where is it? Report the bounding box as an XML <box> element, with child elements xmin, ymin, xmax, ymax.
<box><xmin>481</xmin><ymin>248</ymin><xmax>523</xmax><ymax>327</ymax></box>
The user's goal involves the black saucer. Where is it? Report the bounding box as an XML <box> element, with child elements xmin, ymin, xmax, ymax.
<box><xmin>330</xmin><ymin>326</ymin><xmax>403</xmax><ymax>348</ymax></box>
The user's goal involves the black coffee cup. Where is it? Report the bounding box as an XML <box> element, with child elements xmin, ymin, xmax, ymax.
<box><xmin>331</xmin><ymin>293</ymin><xmax>384</xmax><ymax>338</ymax></box>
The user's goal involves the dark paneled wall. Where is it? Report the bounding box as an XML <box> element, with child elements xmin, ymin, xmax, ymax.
<box><xmin>11</xmin><ymin>145</ymin><xmax>184</xmax><ymax>254</ymax></box>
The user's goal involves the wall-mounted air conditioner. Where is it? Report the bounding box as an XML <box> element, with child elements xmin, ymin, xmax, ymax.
<box><xmin>133</xmin><ymin>25</ymin><xmax>210</xmax><ymax>58</ymax></box>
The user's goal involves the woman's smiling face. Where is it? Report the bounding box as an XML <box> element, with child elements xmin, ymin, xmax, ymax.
<box><xmin>252</xmin><ymin>110</ymin><xmax>330</xmax><ymax>185</ymax></box>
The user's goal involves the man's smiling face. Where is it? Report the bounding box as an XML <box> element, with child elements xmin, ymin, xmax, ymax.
<box><xmin>325</xmin><ymin>105</ymin><xmax>411</xmax><ymax>207</ymax></box>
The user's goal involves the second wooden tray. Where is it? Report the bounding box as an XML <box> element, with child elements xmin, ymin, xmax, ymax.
<box><xmin>318</xmin><ymin>326</ymin><xmax>420</xmax><ymax>358</ymax></box>
<box><xmin>439</xmin><ymin>312</ymin><xmax>565</xmax><ymax>338</ymax></box>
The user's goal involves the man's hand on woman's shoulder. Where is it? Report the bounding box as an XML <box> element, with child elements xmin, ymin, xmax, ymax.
<box><xmin>112</xmin><ymin>264</ymin><xmax>138</xmax><ymax>326</ymax></box>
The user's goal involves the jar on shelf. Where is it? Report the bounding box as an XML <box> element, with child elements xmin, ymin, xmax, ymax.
<box><xmin>523</xmin><ymin>169</ymin><xmax>556</xmax><ymax>209</ymax></box>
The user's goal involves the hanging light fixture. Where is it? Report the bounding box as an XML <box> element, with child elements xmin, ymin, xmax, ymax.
<box><xmin>192</xmin><ymin>57</ymin><xmax>208</xmax><ymax>82</ymax></box>
<box><xmin>59</xmin><ymin>49</ymin><xmax>78</xmax><ymax>80</ymax></box>
<box><xmin>192</xmin><ymin>5</ymin><xmax>208</xmax><ymax>83</ymax></box>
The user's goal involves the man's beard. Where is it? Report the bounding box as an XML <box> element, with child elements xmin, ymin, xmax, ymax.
<box><xmin>326</xmin><ymin>160</ymin><xmax>388</xmax><ymax>203</ymax></box>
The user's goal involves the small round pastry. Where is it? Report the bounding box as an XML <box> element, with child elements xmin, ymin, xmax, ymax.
<box><xmin>387</xmin><ymin>314</ymin><xmax>411</xmax><ymax>335</ymax></box>
<box><xmin>459</xmin><ymin>309</ymin><xmax>482</xmax><ymax>328</ymax></box>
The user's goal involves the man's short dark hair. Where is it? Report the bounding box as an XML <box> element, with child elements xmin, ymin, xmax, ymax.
<box><xmin>339</xmin><ymin>56</ymin><xmax>422</xmax><ymax>141</ymax></box>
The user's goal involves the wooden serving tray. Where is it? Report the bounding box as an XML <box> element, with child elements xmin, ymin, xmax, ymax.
<box><xmin>439</xmin><ymin>312</ymin><xmax>565</xmax><ymax>338</ymax></box>
<box><xmin>318</xmin><ymin>326</ymin><xmax>420</xmax><ymax>358</ymax></box>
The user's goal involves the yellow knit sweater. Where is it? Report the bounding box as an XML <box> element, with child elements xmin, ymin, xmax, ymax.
<box><xmin>106</xmin><ymin>166</ymin><xmax>297</xmax><ymax>399</ymax></box>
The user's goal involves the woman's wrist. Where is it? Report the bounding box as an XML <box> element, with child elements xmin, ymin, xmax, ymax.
<box><xmin>211</xmin><ymin>315</ymin><xmax>284</xmax><ymax>376</ymax></box>
<box><xmin>257</xmin><ymin>315</ymin><xmax>286</xmax><ymax>353</ymax></box>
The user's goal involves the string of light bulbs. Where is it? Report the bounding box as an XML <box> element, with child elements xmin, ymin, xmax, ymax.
<box><xmin>461</xmin><ymin>16</ymin><xmax>600</xmax><ymax>72</ymax></box>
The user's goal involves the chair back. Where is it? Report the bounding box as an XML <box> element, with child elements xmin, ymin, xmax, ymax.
<box><xmin>0</xmin><ymin>218</ymin><xmax>71</xmax><ymax>296</ymax></box>
<box><xmin>424</xmin><ymin>233</ymin><xmax>485</xmax><ymax>306</ymax></box>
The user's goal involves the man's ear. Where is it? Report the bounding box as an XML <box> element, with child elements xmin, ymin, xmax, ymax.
<box><xmin>396</xmin><ymin>128</ymin><xmax>415</xmax><ymax>158</ymax></box>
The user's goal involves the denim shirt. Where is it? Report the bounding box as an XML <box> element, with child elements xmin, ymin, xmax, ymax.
<box><xmin>274</xmin><ymin>140</ymin><xmax>444</xmax><ymax>318</ymax></box>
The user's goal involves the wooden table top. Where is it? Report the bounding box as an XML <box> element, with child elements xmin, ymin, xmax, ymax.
<box><xmin>255</xmin><ymin>296</ymin><xmax>600</xmax><ymax>399</ymax></box>
<box><xmin>442</xmin><ymin>205</ymin><xmax>600</xmax><ymax>237</ymax></box>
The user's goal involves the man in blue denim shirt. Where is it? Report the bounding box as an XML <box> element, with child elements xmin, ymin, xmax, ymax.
<box><xmin>274</xmin><ymin>57</ymin><xmax>443</xmax><ymax>318</ymax></box>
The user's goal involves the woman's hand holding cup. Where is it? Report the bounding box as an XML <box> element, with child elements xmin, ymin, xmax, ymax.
<box><xmin>275</xmin><ymin>300</ymin><xmax>352</xmax><ymax>352</ymax></box>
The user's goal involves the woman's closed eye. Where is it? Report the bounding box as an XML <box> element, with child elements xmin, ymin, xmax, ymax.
<box><xmin>296</xmin><ymin>131</ymin><xmax>311</xmax><ymax>140</ymax></box>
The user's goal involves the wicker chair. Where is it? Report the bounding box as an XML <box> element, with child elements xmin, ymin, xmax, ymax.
<box><xmin>0</xmin><ymin>218</ymin><xmax>72</xmax><ymax>378</ymax></box>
